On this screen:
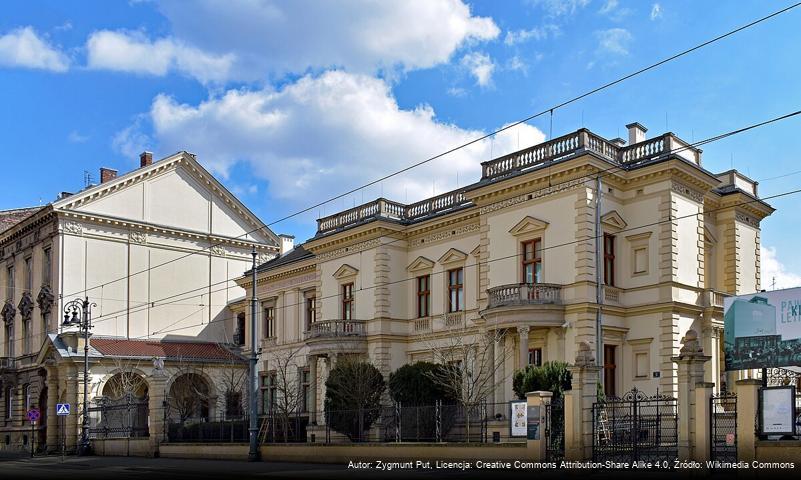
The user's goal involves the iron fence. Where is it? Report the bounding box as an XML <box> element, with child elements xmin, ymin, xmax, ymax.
<box><xmin>710</xmin><ymin>391</ymin><xmax>737</xmax><ymax>463</ymax></box>
<box><xmin>545</xmin><ymin>396</ymin><xmax>565</xmax><ymax>462</ymax></box>
<box><xmin>87</xmin><ymin>394</ymin><xmax>149</xmax><ymax>439</ymax></box>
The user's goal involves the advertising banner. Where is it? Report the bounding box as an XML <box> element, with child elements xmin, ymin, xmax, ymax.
<box><xmin>724</xmin><ymin>286</ymin><xmax>801</xmax><ymax>370</ymax></box>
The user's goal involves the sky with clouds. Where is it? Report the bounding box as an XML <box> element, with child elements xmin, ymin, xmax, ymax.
<box><xmin>1</xmin><ymin>0</ymin><xmax>800</xmax><ymax>290</ymax></box>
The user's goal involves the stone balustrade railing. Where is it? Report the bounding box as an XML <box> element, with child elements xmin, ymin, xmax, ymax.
<box><xmin>487</xmin><ymin>283</ymin><xmax>562</xmax><ymax>309</ymax></box>
<box><xmin>306</xmin><ymin>319</ymin><xmax>366</xmax><ymax>339</ymax></box>
<box><xmin>702</xmin><ymin>289</ymin><xmax>727</xmax><ymax>308</ymax></box>
<box><xmin>0</xmin><ymin>357</ymin><xmax>15</xmax><ymax>369</ymax></box>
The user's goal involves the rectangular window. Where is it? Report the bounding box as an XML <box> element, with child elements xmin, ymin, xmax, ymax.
<box><xmin>41</xmin><ymin>312</ymin><xmax>50</xmax><ymax>346</ymax></box>
<box><xmin>528</xmin><ymin>348</ymin><xmax>543</xmax><ymax>367</ymax></box>
<box><xmin>342</xmin><ymin>283</ymin><xmax>353</xmax><ymax>320</ymax></box>
<box><xmin>603</xmin><ymin>344</ymin><xmax>617</xmax><ymax>397</ymax></box>
<box><xmin>6</xmin><ymin>266</ymin><xmax>13</xmax><ymax>301</ymax></box>
<box><xmin>42</xmin><ymin>247</ymin><xmax>51</xmax><ymax>286</ymax></box>
<box><xmin>4</xmin><ymin>386</ymin><xmax>12</xmax><ymax>419</ymax></box>
<box><xmin>635</xmin><ymin>352</ymin><xmax>649</xmax><ymax>378</ymax></box>
<box><xmin>447</xmin><ymin>268</ymin><xmax>464</xmax><ymax>313</ymax></box>
<box><xmin>22</xmin><ymin>317</ymin><xmax>31</xmax><ymax>354</ymax></box>
<box><xmin>300</xmin><ymin>368</ymin><xmax>311</xmax><ymax>413</ymax></box>
<box><xmin>633</xmin><ymin>247</ymin><xmax>648</xmax><ymax>274</ymax></box>
<box><xmin>5</xmin><ymin>323</ymin><xmax>13</xmax><ymax>358</ymax></box>
<box><xmin>24</xmin><ymin>257</ymin><xmax>32</xmax><ymax>292</ymax></box>
<box><xmin>235</xmin><ymin>313</ymin><xmax>245</xmax><ymax>346</ymax></box>
<box><xmin>225</xmin><ymin>390</ymin><xmax>243</xmax><ymax>419</ymax></box>
<box><xmin>263</xmin><ymin>306</ymin><xmax>275</xmax><ymax>339</ymax></box>
<box><xmin>603</xmin><ymin>234</ymin><xmax>615</xmax><ymax>286</ymax></box>
<box><xmin>260</xmin><ymin>372</ymin><xmax>276</xmax><ymax>414</ymax></box>
<box><xmin>416</xmin><ymin>275</ymin><xmax>430</xmax><ymax>318</ymax></box>
<box><xmin>521</xmin><ymin>239</ymin><xmax>543</xmax><ymax>284</ymax></box>
<box><xmin>305</xmin><ymin>296</ymin><xmax>316</xmax><ymax>331</ymax></box>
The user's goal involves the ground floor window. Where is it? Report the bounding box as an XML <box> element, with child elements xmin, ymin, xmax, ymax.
<box><xmin>528</xmin><ymin>348</ymin><xmax>543</xmax><ymax>366</ymax></box>
<box><xmin>603</xmin><ymin>344</ymin><xmax>617</xmax><ymax>397</ymax></box>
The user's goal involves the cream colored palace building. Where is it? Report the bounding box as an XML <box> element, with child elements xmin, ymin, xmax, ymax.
<box><xmin>234</xmin><ymin>123</ymin><xmax>773</xmax><ymax>418</ymax></box>
<box><xmin>0</xmin><ymin>152</ymin><xmax>283</xmax><ymax>451</ymax></box>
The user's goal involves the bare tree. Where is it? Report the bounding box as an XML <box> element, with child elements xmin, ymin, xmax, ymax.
<box><xmin>168</xmin><ymin>358</ymin><xmax>213</xmax><ymax>424</ymax></box>
<box><xmin>219</xmin><ymin>357</ymin><xmax>248</xmax><ymax>419</ymax></box>
<box><xmin>264</xmin><ymin>345</ymin><xmax>305</xmax><ymax>442</ymax></box>
<box><xmin>103</xmin><ymin>357</ymin><xmax>149</xmax><ymax>399</ymax></box>
<box><xmin>422</xmin><ymin>326</ymin><xmax>510</xmax><ymax>441</ymax></box>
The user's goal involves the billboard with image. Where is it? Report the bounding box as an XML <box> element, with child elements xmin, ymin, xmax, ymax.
<box><xmin>724</xmin><ymin>286</ymin><xmax>801</xmax><ymax>370</ymax></box>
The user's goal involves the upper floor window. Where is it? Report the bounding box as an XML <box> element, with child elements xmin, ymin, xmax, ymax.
<box><xmin>4</xmin><ymin>386</ymin><xmax>12</xmax><ymax>419</ymax></box>
<box><xmin>447</xmin><ymin>268</ymin><xmax>464</xmax><ymax>313</ymax></box>
<box><xmin>24</xmin><ymin>257</ymin><xmax>32</xmax><ymax>292</ymax></box>
<box><xmin>342</xmin><ymin>283</ymin><xmax>353</xmax><ymax>320</ymax></box>
<box><xmin>528</xmin><ymin>348</ymin><xmax>543</xmax><ymax>367</ymax></box>
<box><xmin>263</xmin><ymin>306</ymin><xmax>275</xmax><ymax>339</ymax></box>
<box><xmin>300</xmin><ymin>368</ymin><xmax>311</xmax><ymax>413</ymax></box>
<box><xmin>522</xmin><ymin>239</ymin><xmax>542</xmax><ymax>284</ymax></box>
<box><xmin>305</xmin><ymin>296</ymin><xmax>316</xmax><ymax>331</ymax></box>
<box><xmin>604</xmin><ymin>234</ymin><xmax>616</xmax><ymax>286</ymax></box>
<box><xmin>416</xmin><ymin>275</ymin><xmax>430</xmax><ymax>318</ymax></box>
<box><xmin>235</xmin><ymin>313</ymin><xmax>246</xmax><ymax>346</ymax></box>
<box><xmin>6</xmin><ymin>265</ymin><xmax>13</xmax><ymax>300</ymax></box>
<box><xmin>42</xmin><ymin>247</ymin><xmax>51</xmax><ymax>286</ymax></box>
<box><xmin>5</xmin><ymin>322</ymin><xmax>13</xmax><ymax>358</ymax></box>
<box><xmin>260</xmin><ymin>372</ymin><xmax>276</xmax><ymax>414</ymax></box>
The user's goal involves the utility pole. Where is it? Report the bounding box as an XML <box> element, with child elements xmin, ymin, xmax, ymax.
<box><xmin>248</xmin><ymin>246</ymin><xmax>260</xmax><ymax>461</ymax></box>
<box><xmin>62</xmin><ymin>297</ymin><xmax>95</xmax><ymax>456</ymax></box>
<box><xmin>595</xmin><ymin>175</ymin><xmax>604</xmax><ymax>375</ymax></box>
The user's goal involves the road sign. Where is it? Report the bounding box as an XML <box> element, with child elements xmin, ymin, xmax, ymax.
<box><xmin>26</xmin><ymin>408</ymin><xmax>40</xmax><ymax>422</ymax></box>
<box><xmin>56</xmin><ymin>403</ymin><xmax>70</xmax><ymax>416</ymax></box>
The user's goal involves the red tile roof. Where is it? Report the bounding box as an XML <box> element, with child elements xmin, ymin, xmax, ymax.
<box><xmin>0</xmin><ymin>207</ymin><xmax>44</xmax><ymax>234</ymax></box>
<box><xmin>91</xmin><ymin>338</ymin><xmax>243</xmax><ymax>362</ymax></box>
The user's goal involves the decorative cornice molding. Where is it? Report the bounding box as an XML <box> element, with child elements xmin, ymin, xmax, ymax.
<box><xmin>409</xmin><ymin>222</ymin><xmax>479</xmax><ymax>247</ymax></box>
<box><xmin>735</xmin><ymin>211</ymin><xmax>760</xmax><ymax>228</ymax></box>
<box><xmin>128</xmin><ymin>231</ymin><xmax>147</xmax><ymax>244</ymax></box>
<box><xmin>315</xmin><ymin>238</ymin><xmax>382</xmax><ymax>262</ymax></box>
<box><xmin>670</xmin><ymin>180</ymin><xmax>704</xmax><ymax>203</ymax></box>
<box><xmin>63</xmin><ymin>221</ymin><xmax>83</xmax><ymax>236</ymax></box>
<box><xmin>479</xmin><ymin>177</ymin><xmax>586</xmax><ymax>215</ymax></box>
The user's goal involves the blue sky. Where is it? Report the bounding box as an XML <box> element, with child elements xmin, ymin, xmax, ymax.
<box><xmin>1</xmin><ymin>0</ymin><xmax>800</xmax><ymax>288</ymax></box>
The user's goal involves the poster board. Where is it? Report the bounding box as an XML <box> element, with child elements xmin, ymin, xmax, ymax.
<box><xmin>510</xmin><ymin>401</ymin><xmax>527</xmax><ymax>437</ymax></box>
<box><xmin>760</xmin><ymin>386</ymin><xmax>796</xmax><ymax>436</ymax></box>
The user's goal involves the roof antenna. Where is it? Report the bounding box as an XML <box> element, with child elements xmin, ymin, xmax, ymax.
<box><xmin>83</xmin><ymin>170</ymin><xmax>93</xmax><ymax>188</ymax></box>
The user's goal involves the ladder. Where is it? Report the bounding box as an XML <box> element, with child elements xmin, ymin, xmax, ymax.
<box><xmin>596</xmin><ymin>408</ymin><xmax>611</xmax><ymax>445</ymax></box>
<box><xmin>258</xmin><ymin>417</ymin><xmax>270</xmax><ymax>444</ymax></box>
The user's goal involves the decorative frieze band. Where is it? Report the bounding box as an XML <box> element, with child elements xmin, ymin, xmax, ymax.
<box><xmin>479</xmin><ymin>177</ymin><xmax>586</xmax><ymax>215</ymax></box>
<box><xmin>63</xmin><ymin>221</ymin><xmax>83</xmax><ymax>235</ymax></box>
<box><xmin>316</xmin><ymin>238</ymin><xmax>382</xmax><ymax>262</ymax></box>
<box><xmin>670</xmin><ymin>181</ymin><xmax>704</xmax><ymax>203</ymax></box>
<box><xmin>409</xmin><ymin>223</ymin><xmax>480</xmax><ymax>247</ymax></box>
<box><xmin>128</xmin><ymin>231</ymin><xmax>147</xmax><ymax>244</ymax></box>
<box><xmin>735</xmin><ymin>211</ymin><xmax>760</xmax><ymax>228</ymax></box>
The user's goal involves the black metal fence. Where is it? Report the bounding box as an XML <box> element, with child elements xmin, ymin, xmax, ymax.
<box><xmin>166</xmin><ymin>402</ymin><xmax>510</xmax><ymax>444</ymax></box>
<box><xmin>710</xmin><ymin>391</ymin><xmax>737</xmax><ymax>463</ymax></box>
<box><xmin>545</xmin><ymin>396</ymin><xmax>565</xmax><ymax>461</ymax></box>
<box><xmin>87</xmin><ymin>394</ymin><xmax>149</xmax><ymax>439</ymax></box>
<box><xmin>592</xmin><ymin>388</ymin><xmax>678</xmax><ymax>464</ymax></box>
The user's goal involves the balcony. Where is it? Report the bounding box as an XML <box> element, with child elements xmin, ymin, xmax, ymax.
<box><xmin>701</xmin><ymin>289</ymin><xmax>727</xmax><ymax>308</ymax></box>
<box><xmin>0</xmin><ymin>357</ymin><xmax>15</xmax><ymax>370</ymax></box>
<box><xmin>483</xmin><ymin>283</ymin><xmax>564</xmax><ymax>329</ymax></box>
<box><xmin>305</xmin><ymin>319</ymin><xmax>367</xmax><ymax>356</ymax></box>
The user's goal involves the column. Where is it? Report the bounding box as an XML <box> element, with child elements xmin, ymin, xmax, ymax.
<box><xmin>518</xmin><ymin>326</ymin><xmax>530</xmax><ymax>370</ymax></box>
<box><xmin>493</xmin><ymin>332</ymin><xmax>505</xmax><ymax>407</ymax></box>
<box><xmin>45</xmin><ymin>365</ymin><xmax>59</xmax><ymax>453</ymax></box>
<box><xmin>308</xmin><ymin>355</ymin><xmax>318</xmax><ymax>424</ymax></box>
<box><xmin>693</xmin><ymin>382</ymin><xmax>715</xmax><ymax>462</ymax></box>
<box><xmin>672</xmin><ymin>330</ymin><xmax>711</xmax><ymax>460</ymax></box>
<box><xmin>735</xmin><ymin>379</ymin><xmax>761</xmax><ymax>462</ymax></box>
<box><xmin>525</xmin><ymin>391</ymin><xmax>552</xmax><ymax>461</ymax></box>
<box><xmin>148</xmin><ymin>370</ymin><xmax>167</xmax><ymax>457</ymax></box>
<box><xmin>566</xmin><ymin>343</ymin><xmax>600</xmax><ymax>460</ymax></box>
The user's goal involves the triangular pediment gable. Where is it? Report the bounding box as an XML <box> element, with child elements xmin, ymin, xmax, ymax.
<box><xmin>438</xmin><ymin>248</ymin><xmax>468</xmax><ymax>265</ymax></box>
<box><xmin>333</xmin><ymin>264</ymin><xmax>359</xmax><ymax>280</ymax></box>
<box><xmin>601</xmin><ymin>211</ymin><xmax>627</xmax><ymax>231</ymax></box>
<box><xmin>470</xmin><ymin>244</ymin><xmax>481</xmax><ymax>257</ymax></box>
<box><xmin>508</xmin><ymin>216</ymin><xmax>549</xmax><ymax>236</ymax></box>
<box><xmin>407</xmin><ymin>256</ymin><xmax>435</xmax><ymax>272</ymax></box>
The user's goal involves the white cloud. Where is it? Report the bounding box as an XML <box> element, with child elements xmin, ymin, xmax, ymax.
<box><xmin>112</xmin><ymin>115</ymin><xmax>152</xmax><ymax>160</ymax></box>
<box><xmin>121</xmin><ymin>71</ymin><xmax>545</xmax><ymax>208</ymax></box>
<box><xmin>447</xmin><ymin>87</ymin><xmax>467</xmax><ymax>97</ymax></box>
<box><xmin>146</xmin><ymin>0</ymin><xmax>499</xmax><ymax>81</ymax></box>
<box><xmin>461</xmin><ymin>52</ymin><xmax>495</xmax><ymax>87</ymax></box>
<box><xmin>68</xmin><ymin>131</ymin><xmax>90</xmax><ymax>143</ymax></box>
<box><xmin>506</xmin><ymin>55</ymin><xmax>528</xmax><ymax>75</ymax></box>
<box><xmin>595</xmin><ymin>28</ymin><xmax>633</xmax><ymax>56</ymax></box>
<box><xmin>504</xmin><ymin>24</ymin><xmax>561</xmax><ymax>45</ymax></box>
<box><xmin>86</xmin><ymin>30</ymin><xmax>235</xmax><ymax>83</ymax></box>
<box><xmin>598</xmin><ymin>0</ymin><xmax>631</xmax><ymax>21</ymax></box>
<box><xmin>761</xmin><ymin>246</ymin><xmax>801</xmax><ymax>290</ymax></box>
<box><xmin>0</xmin><ymin>26</ymin><xmax>69</xmax><ymax>72</ymax></box>
<box><xmin>529</xmin><ymin>0</ymin><xmax>590</xmax><ymax>16</ymax></box>
<box><xmin>599</xmin><ymin>0</ymin><xmax>618</xmax><ymax>14</ymax></box>
<box><xmin>650</xmin><ymin>3</ymin><xmax>663</xmax><ymax>20</ymax></box>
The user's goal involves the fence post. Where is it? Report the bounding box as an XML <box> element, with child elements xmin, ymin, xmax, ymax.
<box><xmin>566</xmin><ymin>342</ymin><xmax>600</xmax><ymax>460</ymax></box>
<box><xmin>147</xmin><ymin>369</ymin><xmax>167</xmax><ymax>457</ymax></box>
<box><xmin>735</xmin><ymin>379</ymin><xmax>761</xmax><ymax>462</ymax></box>
<box><xmin>672</xmin><ymin>329</ymin><xmax>710</xmax><ymax>461</ymax></box>
<box><xmin>435</xmin><ymin>400</ymin><xmax>442</xmax><ymax>443</ymax></box>
<box><xmin>694</xmin><ymin>382</ymin><xmax>714</xmax><ymax>462</ymax></box>
<box><xmin>526</xmin><ymin>391</ymin><xmax>551</xmax><ymax>461</ymax></box>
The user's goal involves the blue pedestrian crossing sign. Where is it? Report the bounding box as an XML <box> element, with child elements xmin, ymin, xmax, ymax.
<box><xmin>56</xmin><ymin>403</ymin><xmax>70</xmax><ymax>416</ymax></box>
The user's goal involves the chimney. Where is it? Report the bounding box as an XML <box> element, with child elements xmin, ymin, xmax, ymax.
<box><xmin>140</xmin><ymin>151</ymin><xmax>153</xmax><ymax>168</ymax></box>
<box><xmin>626</xmin><ymin>122</ymin><xmax>647</xmax><ymax>145</ymax></box>
<box><xmin>279</xmin><ymin>234</ymin><xmax>295</xmax><ymax>256</ymax></box>
<box><xmin>609</xmin><ymin>137</ymin><xmax>626</xmax><ymax>147</ymax></box>
<box><xmin>100</xmin><ymin>167</ymin><xmax>118</xmax><ymax>184</ymax></box>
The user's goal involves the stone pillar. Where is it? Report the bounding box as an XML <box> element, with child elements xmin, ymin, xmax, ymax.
<box><xmin>566</xmin><ymin>342</ymin><xmax>600</xmax><ymax>460</ymax></box>
<box><xmin>63</xmin><ymin>365</ymin><xmax>79</xmax><ymax>452</ymax></box>
<box><xmin>148</xmin><ymin>368</ymin><xmax>167</xmax><ymax>457</ymax></box>
<box><xmin>493</xmin><ymin>333</ymin><xmax>505</xmax><ymax>407</ymax></box>
<box><xmin>308</xmin><ymin>355</ymin><xmax>318</xmax><ymax>424</ymax></box>
<box><xmin>672</xmin><ymin>329</ymin><xmax>711</xmax><ymax>460</ymax></box>
<box><xmin>518</xmin><ymin>326</ymin><xmax>530</xmax><ymax>369</ymax></box>
<box><xmin>735</xmin><ymin>378</ymin><xmax>761</xmax><ymax>462</ymax></box>
<box><xmin>526</xmin><ymin>391</ymin><xmax>552</xmax><ymax>461</ymax></box>
<box><xmin>694</xmin><ymin>382</ymin><xmax>715</xmax><ymax>462</ymax></box>
<box><xmin>45</xmin><ymin>364</ymin><xmax>59</xmax><ymax>453</ymax></box>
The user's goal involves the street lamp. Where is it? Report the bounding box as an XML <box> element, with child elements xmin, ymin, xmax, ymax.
<box><xmin>62</xmin><ymin>297</ymin><xmax>95</xmax><ymax>456</ymax></box>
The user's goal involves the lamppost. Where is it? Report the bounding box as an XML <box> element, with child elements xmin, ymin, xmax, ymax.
<box><xmin>62</xmin><ymin>297</ymin><xmax>95</xmax><ymax>456</ymax></box>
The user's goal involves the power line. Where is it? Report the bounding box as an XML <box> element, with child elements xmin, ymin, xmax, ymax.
<box><xmin>56</xmin><ymin>2</ymin><xmax>801</xmax><ymax>301</ymax></box>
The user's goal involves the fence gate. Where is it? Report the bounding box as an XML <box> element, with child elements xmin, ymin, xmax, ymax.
<box><xmin>710</xmin><ymin>391</ymin><xmax>737</xmax><ymax>463</ymax></box>
<box><xmin>88</xmin><ymin>394</ymin><xmax>149</xmax><ymax>439</ymax></box>
<box><xmin>545</xmin><ymin>396</ymin><xmax>565</xmax><ymax>462</ymax></box>
<box><xmin>592</xmin><ymin>388</ymin><xmax>678</xmax><ymax>464</ymax></box>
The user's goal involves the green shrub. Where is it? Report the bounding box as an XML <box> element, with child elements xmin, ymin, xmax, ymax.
<box><xmin>512</xmin><ymin>361</ymin><xmax>572</xmax><ymax>400</ymax></box>
<box><xmin>324</xmin><ymin>359</ymin><xmax>386</xmax><ymax>441</ymax></box>
<box><xmin>388</xmin><ymin>362</ymin><xmax>456</xmax><ymax>406</ymax></box>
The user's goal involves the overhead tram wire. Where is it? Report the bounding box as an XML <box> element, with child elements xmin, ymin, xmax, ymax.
<box><xmin>58</xmin><ymin>1</ymin><xmax>801</xmax><ymax>301</ymax></box>
<box><xmin>76</xmin><ymin>109</ymin><xmax>801</xmax><ymax>332</ymax></box>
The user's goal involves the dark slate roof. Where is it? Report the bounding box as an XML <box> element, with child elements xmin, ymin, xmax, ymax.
<box><xmin>249</xmin><ymin>244</ymin><xmax>314</xmax><ymax>274</ymax></box>
<box><xmin>0</xmin><ymin>207</ymin><xmax>44</xmax><ymax>234</ymax></box>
